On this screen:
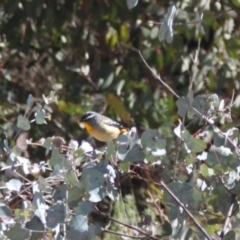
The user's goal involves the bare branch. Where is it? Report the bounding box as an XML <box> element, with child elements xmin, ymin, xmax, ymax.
<box><xmin>132</xmin><ymin>173</ymin><xmax>212</xmax><ymax>240</ymax></box>
<box><xmin>104</xmin><ymin>229</ymin><xmax>147</xmax><ymax>239</ymax></box>
<box><xmin>138</xmin><ymin>51</ymin><xmax>180</xmax><ymax>99</ymax></box>
<box><xmin>94</xmin><ymin>209</ymin><xmax>160</xmax><ymax>240</ymax></box>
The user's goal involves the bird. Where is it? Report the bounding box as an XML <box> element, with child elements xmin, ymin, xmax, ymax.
<box><xmin>79</xmin><ymin>111</ymin><xmax>128</xmax><ymax>142</ymax></box>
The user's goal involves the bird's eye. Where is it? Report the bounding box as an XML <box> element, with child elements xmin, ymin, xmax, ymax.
<box><xmin>81</xmin><ymin>112</ymin><xmax>94</xmax><ymax>121</ymax></box>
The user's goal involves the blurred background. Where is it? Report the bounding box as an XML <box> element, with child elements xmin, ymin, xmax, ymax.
<box><xmin>0</xmin><ymin>0</ymin><xmax>240</xmax><ymax>148</ymax></box>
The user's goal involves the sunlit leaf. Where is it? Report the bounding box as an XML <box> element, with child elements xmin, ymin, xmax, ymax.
<box><xmin>35</xmin><ymin>110</ymin><xmax>45</xmax><ymax>124</ymax></box>
<box><xmin>6</xmin><ymin>179</ymin><xmax>22</xmax><ymax>192</ymax></box>
<box><xmin>17</xmin><ymin>115</ymin><xmax>30</xmax><ymax>130</ymax></box>
<box><xmin>199</xmin><ymin>164</ymin><xmax>210</xmax><ymax>178</ymax></box>
<box><xmin>126</xmin><ymin>0</ymin><xmax>138</xmax><ymax>9</ymax></box>
<box><xmin>11</xmin><ymin>146</ymin><xmax>22</xmax><ymax>156</ymax></box>
<box><xmin>26</xmin><ymin>94</ymin><xmax>34</xmax><ymax>107</ymax></box>
<box><xmin>150</xmin><ymin>26</ymin><xmax>159</xmax><ymax>39</ymax></box>
<box><xmin>120</xmin><ymin>24</ymin><xmax>129</xmax><ymax>42</ymax></box>
<box><xmin>66</xmin><ymin>169</ymin><xmax>80</xmax><ymax>187</ymax></box>
<box><xmin>106</xmin><ymin>93</ymin><xmax>131</xmax><ymax>124</ymax></box>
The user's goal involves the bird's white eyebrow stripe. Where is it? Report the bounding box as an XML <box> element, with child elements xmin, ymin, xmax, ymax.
<box><xmin>82</xmin><ymin>112</ymin><xmax>95</xmax><ymax>120</ymax></box>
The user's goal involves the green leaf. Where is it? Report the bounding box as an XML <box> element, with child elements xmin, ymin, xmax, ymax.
<box><xmin>49</xmin><ymin>148</ymin><xmax>62</xmax><ymax>166</ymax></box>
<box><xmin>150</xmin><ymin>26</ymin><xmax>159</xmax><ymax>39</ymax></box>
<box><xmin>69</xmin><ymin>214</ymin><xmax>88</xmax><ymax>233</ymax></box>
<box><xmin>206</xmin><ymin>146</ymin><xmax>234</xmax><ymax>168</ymax></box>
<box><xmin>0</xmin><ymin>205</ymin><xmax>12</xmax><ymax>218</ymax></box>
<box><xmin>159</xmin><ymin>23</ymin><xmax>167</xmax><ymax>42</ymax></box>
<box><xmin>141</xmin><ymin>129</ymin><xmax>166</xmax><ymax>150</ymax></box>
<box><xmin>117</xmin><ymin>144</ymin><xmax>129</xmax><ymax>161</ymax></box>
<box><xmin>52</xmin><ymin>185</ymin><xmax>67</xmax><ymax>202</ymax></box>
<box><xmin>106</xmin><ymin>141</ymin><xmax>115</xmax><ymax>162</ymax></box>
<box><xmin>155</xmin><ymin>221</ymin><xmax>172</xmax><ymax>237</ymax></box>
<box><xmin>126</xmin><ymin>0</ymin><xmax>138</xmax><ymax>9</ymax></box>
<box><xmin>17</xmin><ymin>115</ymin><xmax>30</xmax><ymax>130</ymax></box>
<box><xmin>101</xmin><ymin>72</ymin><xmax>114</xmax><ymax>89</ymax></box>
<box><xmin>175</xmin><ymin>123</ymin><xmax>207</xmax><ymax>153</ymax></box>
<box><xmin>43</xmin><ymin>138</ymin><xmax>52</xmax><ymax>148</ymax></box>
<box><xmin>231</xmin><ymin>0</ymin><xmax>240</xmax><ymax>7</ymax></box>
<box><xmin>119</xmin><ymin>161</ymin><xmax>130</xmax><ymax>172</ymax></box>
<box><xmin>76</xmin><ymin>201</ymin><xmax>93</xmax><ymax>216</ymax></box>
<box><xmin>187</xmin><ymin>136</ymin><xmax>207</xmax><ymax>153</ymax></box>
<box><xmin>46</xmin><ymin>204</ymin><xmax>65</xmax><ymax>227</ymax></box>
<box><xmin>222</xmin><ymin>230</ymin><xmax>236</xmax><ymax>240</ymax></box>
<box><xmin>176</xmin><ymin>97</ymin><xmax>190</xmax><ymax>118</ymax></box>
<box><xmin>124</xmin><ymin>143</ymin><xmax>145</xmax><ymax>162</ymax></box>
<box><xmin>36</xmin><ymin>110</ymin><xmax>45</xmax><ymax>124</ymax></box>
<box><xmin>25</xmin><ymin>216</ymin><xmax>44</xmax><ymax>239</ymax></box>
<box><xmin>81</xmin><ymin>168</ymin><xmax>105</xmax><ymax>202</ymax></box>
<box><xmin>200</xmin><ymin>164</ymin><xmax>209</xmax><ymax>178</ymax></box>
<box><xmin>120</xmin><ymin>24</ymin><xmax>129</xmax><ymax>42</ymax></box>
<box><xmin>66</xmin><ymin>169</ymin><xmax>80</xmax><ymax>187</ymax></box>
<box><xmin>68</xmin><ymin>186</ymin><xmax>85</xmax><ymax>202</ymax></box>
<box><xmin>26</xmin><ymin>94</ymin><xmax>34</xmax><ymax>107</ymax></box>
<box><xmin>5</xmin><ymin>223</ymin><xmax>30</xmax><ymax>240</ymax></box>
<box><xmin>11</xmin><ymin>146</ymin><xmax>22</xmax><ymax>156</ymax></box>
<box><xmin>6</xmin><ymin>179</ymin><xmax>22</xmax><ymax>192</ymax></box>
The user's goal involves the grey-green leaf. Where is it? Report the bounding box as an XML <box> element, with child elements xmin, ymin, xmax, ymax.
<box><xmin>36</xmin><ymin>110</ymin><xmax>45</xmax><ymax>124</ymax></box>
<box><xmin>17</xmin><ymin>115</ymin><xmax>30</xmax><ymax>130</ymax></box>
<box><xmin>127</xmin><ymin>0</ymin><xmax>138</xmax><ymax>9</ymax></box>
<box><xmin>27</xmin><ymin>94</ymin><xmax>34</xmax><ymax>107</ymax></box>
<box><xmin>176</xmin><ymin>97</ymin><xmax>190</xmax><ymax>118</ymax></box>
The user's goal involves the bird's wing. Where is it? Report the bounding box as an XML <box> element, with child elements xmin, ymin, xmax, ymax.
<box><xmin>104</xmin><ymin>119</ymin><xmax>128</xmax><ymax>130</ymax></box>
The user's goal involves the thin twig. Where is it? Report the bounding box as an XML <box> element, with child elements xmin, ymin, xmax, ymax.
<box><xmin>138</xmin><ymin>51</ymin><xmax>180</xmax><ymax>99</ymax></box>
<box><xmin>132</xmin><ymin>173</ymin><xmax>211</xmax><ymax>240</ymax></box>
<box><xmin>5</xmin><ymin>181</ymin><xmax>37</xmax><ymax>204</ymax></box>
<box><xmin>103</xmin><ymin>229</ymin><xmax>146</xmax><ymax>239</ymax></box>
<box><xmin>159</xmin><ymin>180</ymin><xmax>211</xmax><ymax>240</ymax></box>
<box><xmin>139</xmin><ymin>50</ymin><xmax>240</xmax><ymax>155</ymax></box>
<box><xmin>147</xmin><ymin>190</ymin><xmax>169</xmax><ymax>223</ymax></box>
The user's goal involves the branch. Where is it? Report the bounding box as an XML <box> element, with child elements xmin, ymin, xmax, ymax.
<box><xmin>94</xmin><ymin>209</ymin><xmax>159</xmax><ymax>240</ymax></box>
<box><xmin>132</xmin><ymin>173</ymin><xmax>211</xmax><ymax>240</ymax></box>
<box><xmin>139</xmin><ymin>50</ymin><xmax>240</xmax><ymax>155</ymax></box>
<box><xmin>103</xmin><ymin>229</ymin><xmax>146</xmax><ymax>239</ymax></box>
<box><xmin>138</xmin><ymin>51</ymin><xmax>180</xmax><ymax>99</ymax></box>
<box><xmin>159</xmin><ymin>180</ymin><xmax>211</xmax><ymax>240</ymax></box>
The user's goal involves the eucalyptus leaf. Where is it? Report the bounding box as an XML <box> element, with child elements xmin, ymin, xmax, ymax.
<box><xmin>176</xmin><ymin>97</ymin><xmax>190</xmax><ymax>118</ymax></box>
<box><xmin>35</xmin><ymin>110</ymin><xmax>45</xmax><ymax>124</ymax></box>
<box><xmin>66</xmin><ymin>169</ymin><xmax>80</xmax><ymax>187</ymax></box>
<box><xmin>5</xmin><ymin>223</ymin><xmax>30</xmax><ymax>240</ymax></box>
<box><xmin>6</xmin><ymin>179</ymin><xmax>22</xmax><ymax>192</ymax></box>
<box><xmin>126</xmin><ymin>0</ymin><xmax>138</xmax><ymax>9</ymax></box>
<box><xmin>124</xmin><ymin>143</ymin><xmax>145</xmax><ymax>162</ymax></box>
<box><xmin>17</xmin><ymin>115</ymin><xmax>30</xmax><ymax>130</ymax></box>
<box><xmin>27</xmin><ymin>94</ymin><xmax>34</xmax><ymax>107</ymax></box>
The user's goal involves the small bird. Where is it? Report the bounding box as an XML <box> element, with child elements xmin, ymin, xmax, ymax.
<box><xmin>80</xmin><ymin>111</ymin><xmax>128</xmax><ymax>142</ymax></box>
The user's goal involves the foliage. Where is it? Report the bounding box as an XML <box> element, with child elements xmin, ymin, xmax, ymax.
<box><xmin>1</xmin><ymin>0</ymin><xmax>240</xmax><ymax>239</ymax></box>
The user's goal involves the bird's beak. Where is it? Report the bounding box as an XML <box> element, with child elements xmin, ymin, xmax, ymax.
<box><xmin>72</xmin><ymin>116</ymin><xmax>81</xmax><ymax>124</ymax></box>
<box><xmin>77</xmin><ymin>119</ymin><xmax>87</xmax><ymax>129</ymax></box>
